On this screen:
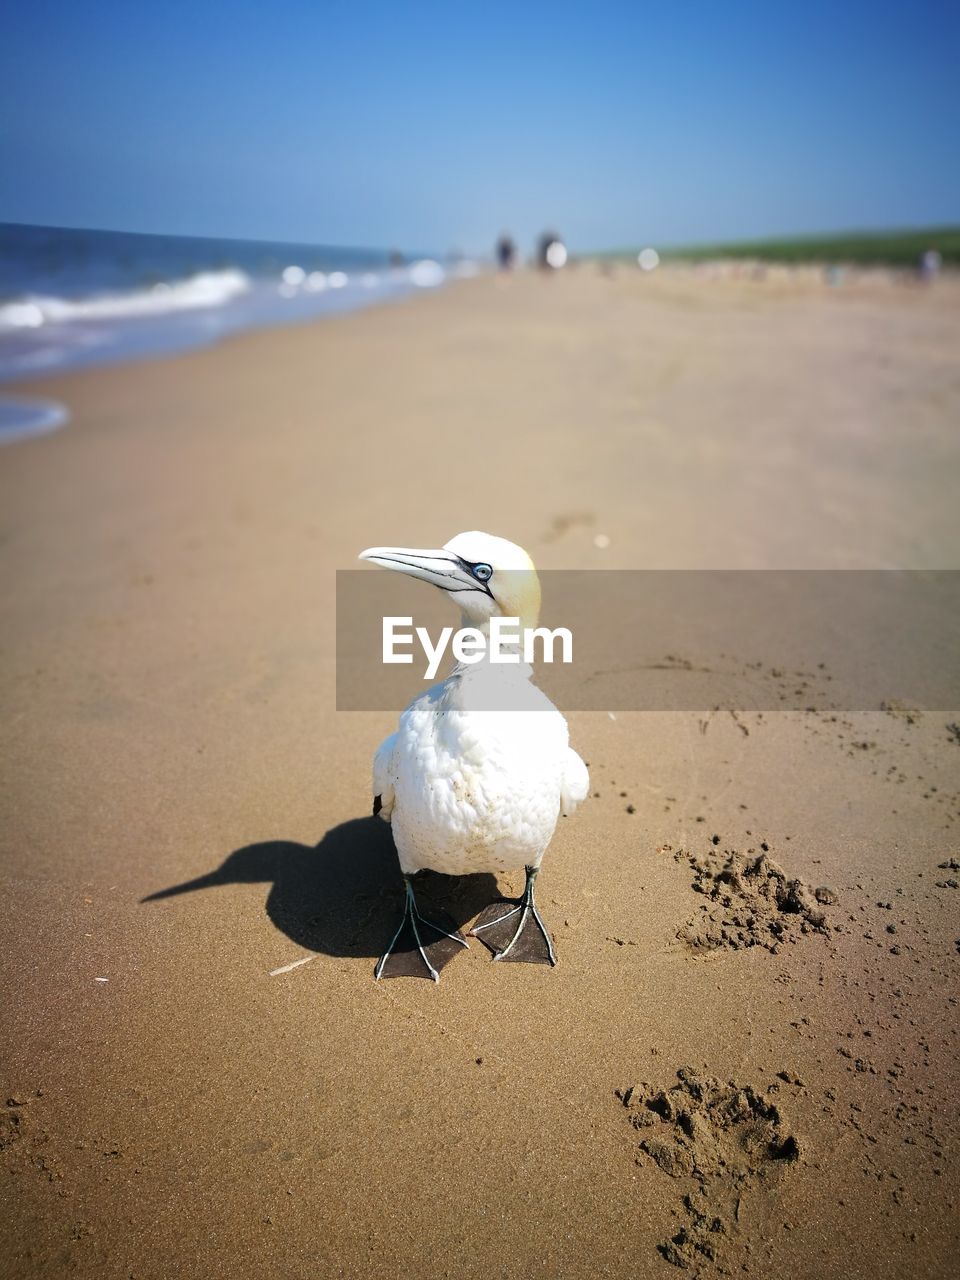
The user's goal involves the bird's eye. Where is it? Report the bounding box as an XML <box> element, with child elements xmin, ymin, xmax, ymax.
<box><xmin>472</xmin><ymin>562</ymin><xmax>493</xmax><ymax>582</ymax></box>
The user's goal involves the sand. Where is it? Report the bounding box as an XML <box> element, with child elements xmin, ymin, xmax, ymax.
<box><xmin>1</xmin><ymin>267</ymin><xmax>959</xmax><ymax>1279</ymax></box>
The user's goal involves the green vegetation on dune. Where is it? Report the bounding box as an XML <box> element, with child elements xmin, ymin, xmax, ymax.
<box><xmin>602</xmin><ymin>227</ymin><xmax>960</xmax><ymax>268</ymax></box>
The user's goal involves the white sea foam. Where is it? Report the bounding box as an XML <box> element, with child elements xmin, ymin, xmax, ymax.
<box><xmin>0</xmin><ymin>327</ymin><xmax>110</xmax><ymax>375</ymax></box>
<box><xmin>0</xmin><ymin>269</ymin><xmax>251</xmax><ymax>329</ymax></box>
<box><xmin>0</xmin><ymin>396</ymin><xmax>69</xmax><ymax>443</ymax></box>
<box><xmin>0</xmin><ymin>239</ymin><xmax>454</xmax><ymax>382</ymax></box>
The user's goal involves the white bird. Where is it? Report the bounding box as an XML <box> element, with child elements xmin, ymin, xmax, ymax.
<box><xmin>359</xmin><ymin>531</ymin><xmax>590</xmax><ymax>981</ymax></box>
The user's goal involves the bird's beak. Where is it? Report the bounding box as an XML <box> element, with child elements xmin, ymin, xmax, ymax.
<box><xmin>358</xmin><ymin>545</ymin><xmax>478</xmax><ymax>592</ymax></box>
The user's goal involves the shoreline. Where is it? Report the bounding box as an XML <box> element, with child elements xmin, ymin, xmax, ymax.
<box><xmin>0</xmin><ymin>286</ymin><xmax>447</xmax><ymax>452</ymax></box>
<box><xmin>0</xmin><ymin>215</ymin><xmax>475</xmax><ymax>428</ymax></box>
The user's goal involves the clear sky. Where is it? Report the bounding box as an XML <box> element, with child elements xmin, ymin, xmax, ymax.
<box><xmin>3</xmin><ymin>0</ymin><xmax>958</xmax><ymax>255</ymax></box>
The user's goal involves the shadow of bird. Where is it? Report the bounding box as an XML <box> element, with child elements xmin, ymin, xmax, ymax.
<box><xmin>142</xmin><ymin>816</ymin><xmax>499</xmax><ymax>963</ymax></box>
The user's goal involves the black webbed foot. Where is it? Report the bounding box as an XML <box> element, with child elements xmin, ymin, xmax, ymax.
<box><xmin>469</xmin><ymin>866</ymin><xmax>557</xmax><ymax>966</ymax></box>
<box><xmin>375</xmin><ymin>876</ymin><xmax>468</xmax><ymax>982</ymax></box>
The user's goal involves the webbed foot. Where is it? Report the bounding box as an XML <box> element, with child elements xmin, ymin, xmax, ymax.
<box><xmin>375</xmin><ymin>876</ymin><xmax>469</xmax><ymax>982</ymax></box>
<box><xmin>469</xmin><ymin>866</ymin><xmax>557</xmax><ymax>966</ymax></box>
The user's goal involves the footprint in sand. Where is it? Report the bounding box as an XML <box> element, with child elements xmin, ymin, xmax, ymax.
<box><xmin>617</xmin><ymin>1067</ymin><xmax>801</xmax><ymax>1273</ymax></box>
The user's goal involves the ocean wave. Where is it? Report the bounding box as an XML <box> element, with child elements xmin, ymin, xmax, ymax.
<box><xmin>0</xmin><ymin>268</ymin><xmax>251</xmax><ymax>329</ymax></box>
<box><xmin>0</xmin><ymin>395</ymin><xmax>69</xmax><ymax>443</ymax></box>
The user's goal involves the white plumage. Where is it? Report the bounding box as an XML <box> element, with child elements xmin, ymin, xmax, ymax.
<box><xmin>374</xmin><ymin>660</ymin><xmax>589</xmax><ymax>878</ymax></box>
<box><xmin>360</xmin><ymin>531</ymin><xmax>590</xmax><ymax>979</ymax></box>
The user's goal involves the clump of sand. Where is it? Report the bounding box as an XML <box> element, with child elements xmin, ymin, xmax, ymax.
<box><xmin>618</xmin><ymin>1068</ymin><xmax>800</xmax><ymax>1273</ymax></box>
<box><xmin>672</xmin><ymin>845</ymin><xmax>834</xmax><ymax>953</ymax></box>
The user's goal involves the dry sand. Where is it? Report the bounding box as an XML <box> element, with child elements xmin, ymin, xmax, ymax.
<box><xmin>1</xmin><ymin>268</ymin><xmax>959</xmax><ymax>1279</ymax></box>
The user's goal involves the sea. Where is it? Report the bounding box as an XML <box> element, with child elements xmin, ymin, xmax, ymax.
<box><xmin>0</xmin><ymin>222</ymin><xmax>473</xmax><ymax>441</ymax></box>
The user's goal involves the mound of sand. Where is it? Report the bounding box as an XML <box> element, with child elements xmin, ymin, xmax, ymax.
<box><xmin>672</xmin><ymin>846</ymin><xmax>835</xmax><ymax>953</ymax></box>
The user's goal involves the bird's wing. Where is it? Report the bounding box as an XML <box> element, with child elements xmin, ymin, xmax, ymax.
<box><xmin>560</xmin><ymin>748</ymin><xmax>590</xmax><ymax>817</ymax></box>
<box><xmin>372</xmin><ymin>731</ymin><xmax>398</xmax><ymax>821</ymax></box>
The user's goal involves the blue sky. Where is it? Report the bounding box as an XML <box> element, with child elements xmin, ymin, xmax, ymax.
<box><xmin>3</xmin><ymin>0</ymin><xmax>958</xmax><ymax>254</ymax></box>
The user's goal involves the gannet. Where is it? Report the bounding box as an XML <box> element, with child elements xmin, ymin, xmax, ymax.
<box><xmin>359</xmin><ymin>531</ymin><xmax>589</xmax><ymax>981</ymax></box>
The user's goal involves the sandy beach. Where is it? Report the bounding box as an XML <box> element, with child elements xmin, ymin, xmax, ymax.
<box><xmin>2</xmin><ymin>268</ymin><xmax>959</xmax><ymax>1279</ymax></box>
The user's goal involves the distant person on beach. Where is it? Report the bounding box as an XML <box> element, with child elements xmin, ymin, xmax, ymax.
<box><xmin>538</xmin><ymin>231</ymin><xmax>567</xmax><ymax>270</ymax></box>
<box><xmin>919</xmin><ymin>248</ymin><xmax>942</xmax><ymax>282</ymax></box>
<box><xmin>496</xmin><ymin>233</ymin><xmax>516</xmax><ymax>271</ymax></box>
<box><xmin>389</xmin><ymin>249</ymin><xmax>404</xmax><ymax>269</ymax></box>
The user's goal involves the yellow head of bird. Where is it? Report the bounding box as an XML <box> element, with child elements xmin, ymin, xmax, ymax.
<box><xmin>359</xmin><ymin>531</ymin><xmax>541</xmax><ymax>631</ymax></box>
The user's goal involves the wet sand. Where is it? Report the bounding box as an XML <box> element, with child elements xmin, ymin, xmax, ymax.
<box><xmin>1</xmin><ymin>268</ymin><xmax>959</xmax><ymax>1278</ymax></box>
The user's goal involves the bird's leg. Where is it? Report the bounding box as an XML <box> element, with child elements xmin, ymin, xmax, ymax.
<box><xmin>374</xmin><ymin>875</ymin><xmax>469</xmax><ymax>982</ymax></box>
<box><xmin>469</xmin><ymin>866</ymin><xmax>557</xmax><ymax>966</ymax></box>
